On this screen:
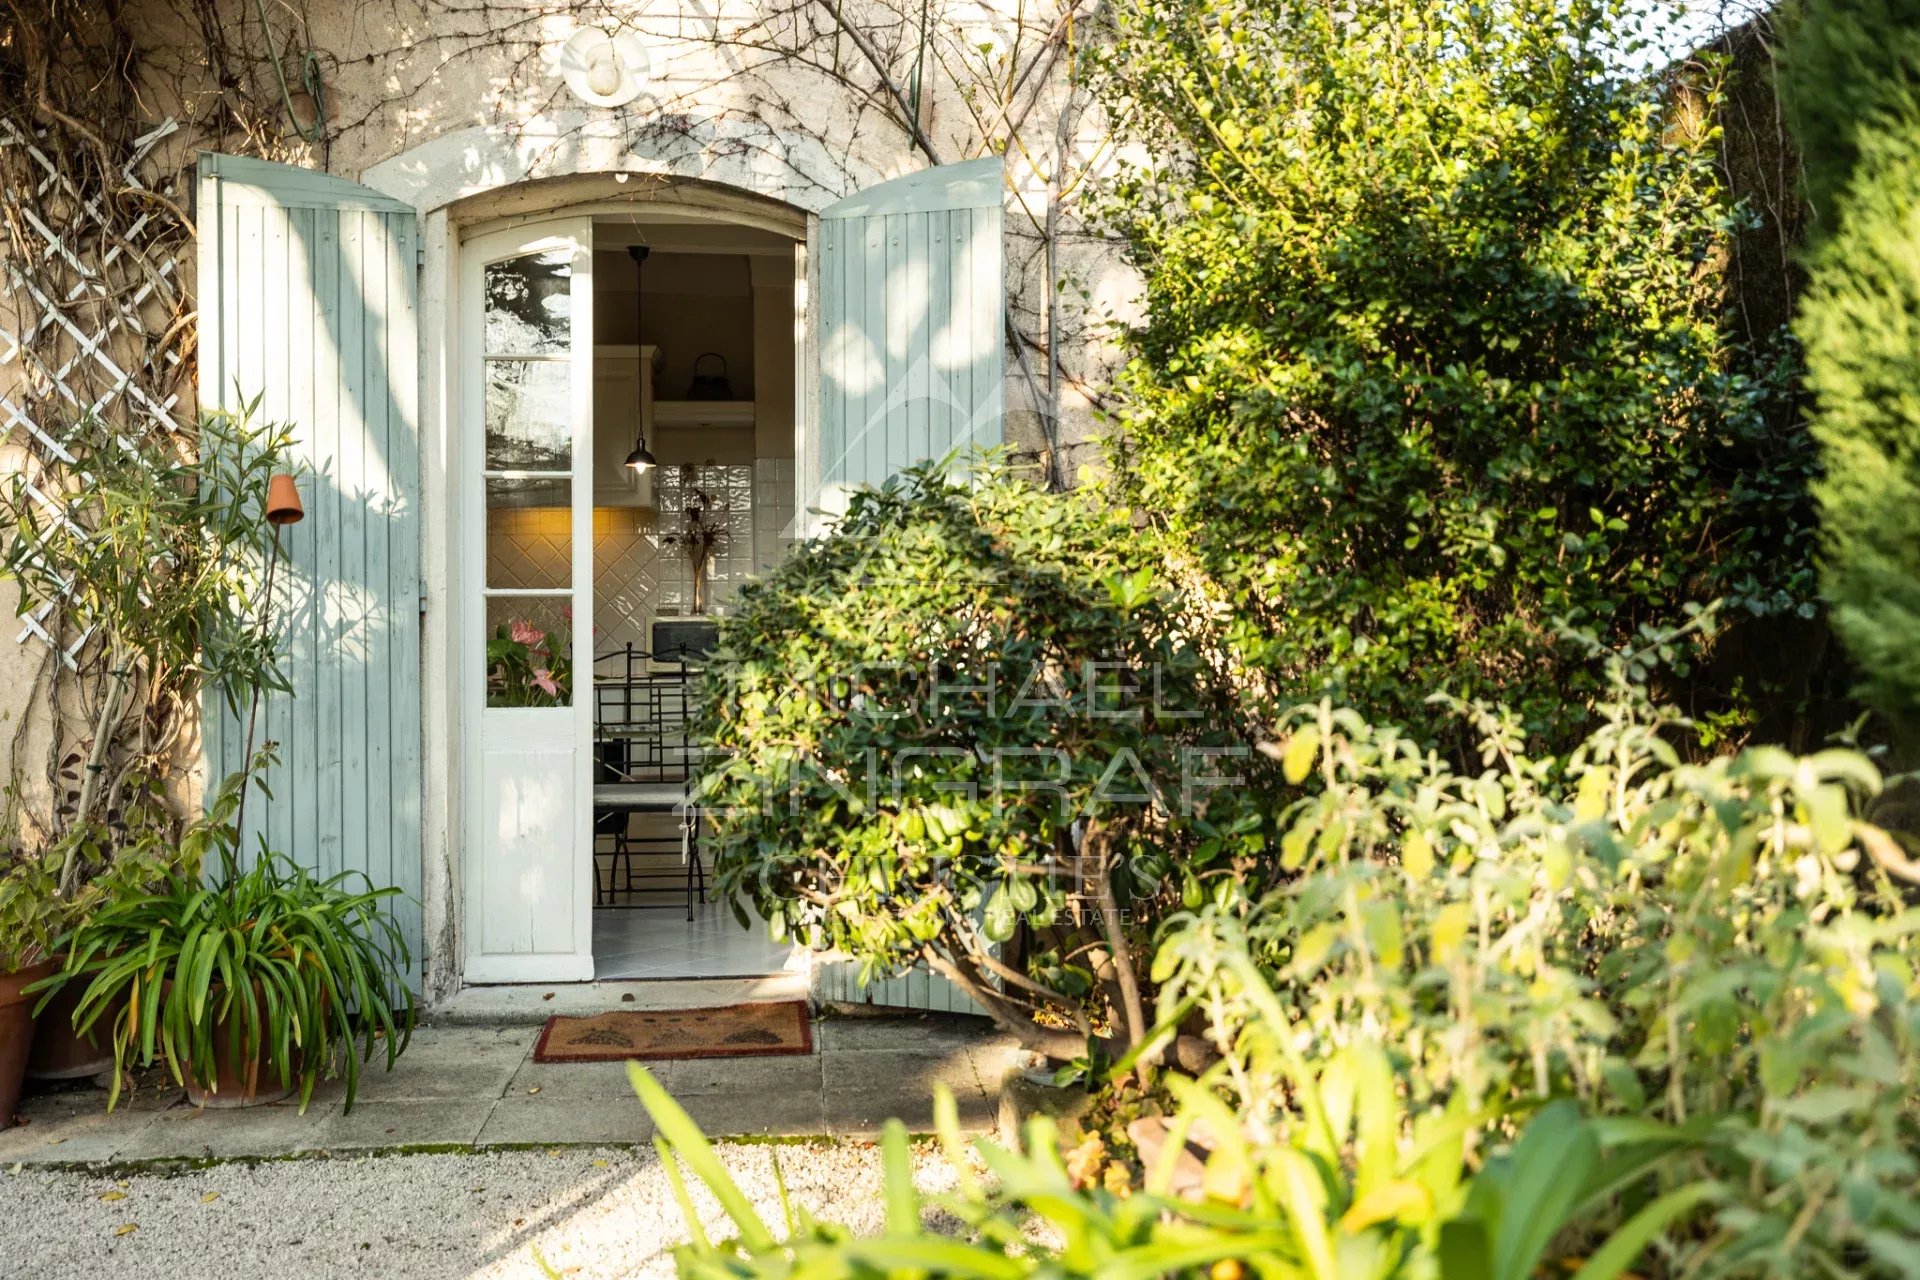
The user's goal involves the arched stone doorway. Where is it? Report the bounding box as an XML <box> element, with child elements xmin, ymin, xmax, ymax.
<box><xmin>207</xmin><ymin>134</ymin><xmax>1007</xmax><ymax>995</ymax></box>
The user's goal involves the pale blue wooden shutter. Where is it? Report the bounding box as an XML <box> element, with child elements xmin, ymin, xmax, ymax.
<box><xmin>814</xmin><ymin>157</ymin><xmax>1005</xmax><ymax>1015</ymax></box>
<box><xmin>197</xmin><ymin>153</ymin><xmax>423</xmax><ymax>986</ymax></box>
<box><xmin>819</xmin><ymin>157</ymin><xmax>1004</xmax><ymax>494</ymax></box>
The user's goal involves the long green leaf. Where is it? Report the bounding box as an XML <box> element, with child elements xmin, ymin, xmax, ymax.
<box><xmin>628</xmin><ymin>1062</ymin><xmax>777</xmax><ymax>1251</ymax></box>
<box><xmin>880</xmin><ymin>1119</ymin><xmax>919</xmax><ymax>1237</ymax></box>
<box><xmin>840</xmin><ymin>1237</ymin><xmax>1030</xmax><ymax>1279</ymax></box>
<box><xmin>1570</xmin><ymin>1182</ymin><xmax>1721</xmax><ymax>1280</ymax></box>
<box><xmin>1486</xmin><ymin>1101</ymin><xmax>1598</xmax><ymax>1280</ymax></box>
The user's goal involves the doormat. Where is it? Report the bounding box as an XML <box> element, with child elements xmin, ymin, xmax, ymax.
<box><xmin>533</xmin><ymin>1001</ymin><xmax>813</xmax><ymax>1063</ymax></box>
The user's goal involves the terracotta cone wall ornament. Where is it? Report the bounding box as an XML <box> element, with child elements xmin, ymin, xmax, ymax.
<box><xmin>266</xmin><ymin>474</ymin><xmax>304</xmax><ymax>526</ymax></box>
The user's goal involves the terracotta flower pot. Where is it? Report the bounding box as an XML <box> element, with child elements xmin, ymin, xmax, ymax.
<box><xmin>182</xmin><ymin>982</ymin><xmax>295</xmax><ymax>1109</ymax></box>
<box><xmin>25</xmin><ymin>976</ymin><xmax>122</xmax><ymax>1082</ymax></box>
<box><xmin>0</xmin><ymin>959</ymin><xmax>55</xmax><ymax>1129</ymax></box>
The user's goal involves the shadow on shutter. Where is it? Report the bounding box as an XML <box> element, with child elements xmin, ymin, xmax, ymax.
<box><xmin>810</xmin><ymin>156</ymin><xmax>1005</xmax><ymax>1016</ymax></box>
<box><xmin>197</xmin><ymin>153</ymin><xmax>424</xmax><ymax>990</ymax></box>
<box><xmin>814</xmin><ymin>156</ymin><xmax>1005</xmax><ymax>517</ymax></box>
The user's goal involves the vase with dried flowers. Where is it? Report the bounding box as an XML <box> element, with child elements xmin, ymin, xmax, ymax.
<box><xmin>662</xmin><ymin>469</ymin><xmax>729</xmax><ymax>615</ymax></box>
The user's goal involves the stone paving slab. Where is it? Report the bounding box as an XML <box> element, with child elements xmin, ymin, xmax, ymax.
<box><xmin>475</xmin><ymin>1096</ymin><xmax>658</xmax><ymax>1148</ymax></box>
<box><xmin>316</xmin><ymin>1098</ymin><xmax>496</xmax><ymax>1150</ymax></box>
<box><xmin>655</xmin><ymin>1052</ymin><xmax>827</xmax><ymax>1096</ymax></box>
<box><xmin>112</xmin><ymin>1099</ymin><xmax>343</xmax><ymax>1162</ymax></box>
<box><xmin>0</xmin><ymin>1010</ymin><xmax>1030</xmax><ymax>1166</ymax></box>
<box><xmin>675</xmin><ymin>1088</ymin><xmax>830</xmax><ymax>1139</ymax></box>
<box><xmin>0</xmin><ymin>1094</ymin><xmax>161</xmax><ymax>1164</ymax></box>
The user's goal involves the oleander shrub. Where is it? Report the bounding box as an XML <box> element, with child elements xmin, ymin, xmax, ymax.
<box><xmin>695</xmin><ymin>455</ymin><xmax>1275</xmax><ymax>1060</ymax></box>
<box><xmin>1089</xmin><ymin>0</ymin><xmax>1813</xmax><ymax>749</ymax></box>
<box><xmin>0</xmin><ymin>405</ymin><xmax>296</xmax><ymax>864</ymax></box>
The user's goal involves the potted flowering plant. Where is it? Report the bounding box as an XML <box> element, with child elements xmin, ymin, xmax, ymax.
<box><xmin>488</xmin><ymin>617</ymin><xmax>572</xmax><ymax>706</ymax></box>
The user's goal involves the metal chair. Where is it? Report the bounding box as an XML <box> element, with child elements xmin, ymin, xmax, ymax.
<box><xmin>592</xmin><ymin>645</ymin><xmax>706</xmax><ymax>919</ymax></box>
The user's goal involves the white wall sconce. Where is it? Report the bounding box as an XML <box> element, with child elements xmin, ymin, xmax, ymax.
<box><xmin>558</xmin><ymin>27</ymin><xmax>649</xmax><ymax>109</ymax></box>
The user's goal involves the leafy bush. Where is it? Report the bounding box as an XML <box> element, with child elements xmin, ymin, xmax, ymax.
<box><xmin>1780</xmin><ymin>0</ymin><xmax>1920</xmax><ymax>730</ymax></box>
<box><xmin>1152</xmin><ymin>665</ymin><xmax>1920</xmax><ymax>1276</ymax></box>
<box><xmin>640</xmin><ymin>661</ymin><xmax>1920</xmax><ymax>1276</ymax></box>
<box><xmin>1089</xmin><ymin>0</ymin><xmax>1810</xmax><ymax>747</ymax></box>
<box><xmin>0</xmin><ymin>405</ymin><xmax>294</xmax><ymax>880</ymax></box>
<box><xmin>44</xmin><ymin>757</ymin><xmax>415</xmax><ymax>1111</ymax></box>
<box><xmin>632</xmin><ymin>1017</ymin><xmax>1704</xmax><ymax>1280</ymax></box>
<box><xmin>696</xmin><ymin>456</ymin><xmax>1273</xmax><ymax>1059</ymax></box>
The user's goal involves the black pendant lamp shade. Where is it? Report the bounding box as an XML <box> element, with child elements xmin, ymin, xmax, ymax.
<box><xmin>624</xmin><ymin>244</ymin><xmax>656</xmax><ymax>473</ymax></box>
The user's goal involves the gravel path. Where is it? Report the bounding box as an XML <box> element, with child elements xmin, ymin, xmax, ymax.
<box><xmin>0</xmin><ymin>1141</ymin><xmax>963</xmax><ymax>1279</ymax></box>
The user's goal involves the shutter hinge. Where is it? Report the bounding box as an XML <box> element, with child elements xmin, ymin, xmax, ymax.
<box><xmin>418</xmin><ymin>585</ymin><xmax>428</xmax><ymax>616</ymax></box>
<box><xmin>416</xmin><ymin>243</ymin><xmax>426</xmax><ymax>269</ymax></box>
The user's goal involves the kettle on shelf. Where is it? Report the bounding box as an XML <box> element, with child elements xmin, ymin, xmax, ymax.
<box><xmin>684</xmin><ymin>352</ymin><xmax>732</xmax><ymax>400</ymax></box>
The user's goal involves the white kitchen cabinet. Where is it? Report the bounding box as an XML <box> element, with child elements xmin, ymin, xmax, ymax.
<box><xmin>653</xmin><ymin>400</ymin><xmax>756</xmax><ymax>429</ymax></box>
<box><xmin>592</xmin><ymin>344</ymin><xmax>658</xmax><ymax>507</ymax></box>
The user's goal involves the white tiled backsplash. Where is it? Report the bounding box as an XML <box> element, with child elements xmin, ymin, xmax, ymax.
<box><xmin>487</xmin><ymin>459</ymin><xmax>796</xmax><ymax>659</ymax></box>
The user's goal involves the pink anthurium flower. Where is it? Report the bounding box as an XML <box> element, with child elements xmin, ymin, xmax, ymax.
<box><xmin>510</xmin><ymin>619</ymin><xmax>546</xmax><ymax>648</ymax></box>
<box><xmin>531</xmin><ymin>668</ymin><xmax>560</xmax><ymax>698</ymax></box>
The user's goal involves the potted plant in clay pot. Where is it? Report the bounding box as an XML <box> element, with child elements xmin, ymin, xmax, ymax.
<box><xmin>8</xmin><ymin>816</ymin><xmax>191</xmax><ymax>1084</ymax></box>
<box><xmin>0</xmin><ymin>408</ymin><xmax>299</xmax><ymax>1094</ymax></box>
<box><xmin>50</xmin><ymin>759</ymin><xmax>417</xmax><ymax>1112</ymax></box>
<box><xmin>0</xmin><ymin>853</ymin><xmax>62</xmax><ymax>1128</ymax></box>
<box><xmin>4</xmin><ymin>847</ymin><xmax>120</xmax><ymax>1086</ymax></box>
<box><xmin>19</xmin><ymin>778</ymin><xmax>247</xmax><ymax>1084</ymax></box>
<box><xmin>0</xmin><ymin>838</ymin><xmax>156</xmax><ymax>1110</ymax></box>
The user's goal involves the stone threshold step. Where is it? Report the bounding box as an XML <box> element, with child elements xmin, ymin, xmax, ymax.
<box><xmin>429</xmin><ymin>973</ymin><xmax>812</xmax><ymax>1025</ymax></box>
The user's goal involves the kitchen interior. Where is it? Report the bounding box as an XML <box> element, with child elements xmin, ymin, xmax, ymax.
<box><xmin>487</xmin><ymin>215</ymin><xmax>800</xmax><ymax>978</ymax></box>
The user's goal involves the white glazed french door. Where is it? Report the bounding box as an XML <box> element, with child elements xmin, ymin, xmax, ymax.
<box><xmin>460</xmin><ymin>219</ymin><xmax>596</xmax><ymax>983</ymax></box>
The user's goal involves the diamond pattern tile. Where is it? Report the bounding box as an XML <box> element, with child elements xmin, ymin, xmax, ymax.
<box><xmin>485</xmin><ymin>460</ymin><xmax>798</xmax><ymax>657</ymax></box>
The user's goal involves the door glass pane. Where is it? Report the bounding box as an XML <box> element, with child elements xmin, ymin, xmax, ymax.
<box><xmin>485</xmin><ymin>596</ymin><xmax>574</xmax><ymax>707</ymax></box>
<box><xmin>485</xmin><ymin>251</ymin><xmax>572</xmax><ymax>354</ymax></box>
<box><xmin>485</xmin><ymin>360</ymin><xmax>572</xmax><ymax>469</ymax></box>
<box><xmin>487</xmin><ymin>483</ymin><xmax>570</xmax><ymax>590</ymax></box>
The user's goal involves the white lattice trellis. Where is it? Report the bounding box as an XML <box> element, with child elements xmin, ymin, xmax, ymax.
<box><xmin>0</xmin><ymin>116</ymin><xmax>186</xmax><ymax>667</ymax></box>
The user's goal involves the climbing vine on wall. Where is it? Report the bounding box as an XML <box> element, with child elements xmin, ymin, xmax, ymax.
<box><xmin>0</xmin><ymin>0</ymin><xmax>1130</xmax><ymax>848</ymax></box>
<box><xmin>0</xmin><ymin>0</ymin><xmax>303</xmax><ymax>844</ymax></box>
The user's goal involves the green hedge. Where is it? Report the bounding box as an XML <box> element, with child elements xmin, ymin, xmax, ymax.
<box><xmin>1782</xmin><ymin>0</ymin><xmax>1920</xmax><ymax>731</ymax></box>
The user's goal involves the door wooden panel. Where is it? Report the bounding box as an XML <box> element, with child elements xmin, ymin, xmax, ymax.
<box><xmin>461</xmin><ymin>220</ymin><xmax>596</xmax><ymax>984</ymax></box>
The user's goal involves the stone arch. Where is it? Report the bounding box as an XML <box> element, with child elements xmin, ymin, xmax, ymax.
<box><xmin>359</xmin><ymin>113</ymin><xmax>891</xmax><ymax>218</ymax></box>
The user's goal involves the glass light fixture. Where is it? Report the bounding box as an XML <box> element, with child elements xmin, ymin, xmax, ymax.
<box><xmin>624</xmin><ymin>435</ymin><xmax>656</xmax><ymax>473</ymax></box>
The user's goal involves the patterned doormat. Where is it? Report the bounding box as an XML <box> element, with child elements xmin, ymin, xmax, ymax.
<box><xmin>533</xmin><ymin>1001</ymin><xmax>813</xmax><ymax>1062</ymax></box>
